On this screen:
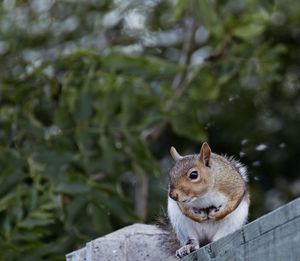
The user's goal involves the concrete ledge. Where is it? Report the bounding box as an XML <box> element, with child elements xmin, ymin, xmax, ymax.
<box><xmin>66</xmin><ymin>197</ymin><xmax>300</xmax><ymax>261</ymax></box>
<box><xmin>66</xmin><ymin>223</ymin><xmax>175</xmax><ymax>261</ymax></box>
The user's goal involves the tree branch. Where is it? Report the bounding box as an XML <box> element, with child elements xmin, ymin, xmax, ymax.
<box><xmin>142</xmin><ymin>13</ymin><xmax>198</xmax><ymax>142</ymax></box>
<box><xmin>135</xmin><ymin>9</ymin><xmax>198</xmax><ymax>221</ymax></box>
<box><xmin>134</xmin><ymin>174</ymin><xmax>149</xmax><ymax>222</ymax></box>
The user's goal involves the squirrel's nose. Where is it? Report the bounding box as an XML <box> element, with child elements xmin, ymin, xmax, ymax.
<box><xmin>169</xmin><ymin>191</ymin><xmax>179</xmax><ymax>201</ymax></box>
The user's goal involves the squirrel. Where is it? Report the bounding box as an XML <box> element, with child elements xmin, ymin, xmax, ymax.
<box><xmin>163</xmin><ymin>142</ymin><xmax>249</xmax><ymax>258</ymax></box>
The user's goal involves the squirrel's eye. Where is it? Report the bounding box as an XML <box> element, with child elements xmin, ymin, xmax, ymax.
<box><xmin>189</xmin><ymin>171</ymin><xmax>198</xmax><ymax>180</ymax></box>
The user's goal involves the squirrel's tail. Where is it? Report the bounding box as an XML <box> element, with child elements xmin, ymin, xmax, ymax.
<box><xmin>156</xmin><ymin>214</ymin><xmax>180</xmax><ymax>256</ymax></box>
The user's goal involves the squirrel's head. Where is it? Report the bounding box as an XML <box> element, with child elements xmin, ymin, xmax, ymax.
<box><xmin>168</xmin><ymin>142</ymin><xmax>213</xmax><ymax>203</ymax></box>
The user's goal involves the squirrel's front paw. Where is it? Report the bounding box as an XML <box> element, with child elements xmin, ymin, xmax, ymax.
<box><xmin>175</xmin><ymin>243</ymin><xmax>199</xmax><ymax>258</ymax></box>
<box><xmin>208</xmin><ymin>205</ymin><xmax>222</xmax><ymax>220</ymax></box>
<box><xmin>191</xmin><ymin>208</ymin><xmax>208</xmax><ymax>221</ymax></box>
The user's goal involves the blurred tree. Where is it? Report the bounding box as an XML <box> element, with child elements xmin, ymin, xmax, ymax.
<box><xmin>0</xmin><ymin>0</ymin><xmax>299</xmax><ymax>260</ymax></box>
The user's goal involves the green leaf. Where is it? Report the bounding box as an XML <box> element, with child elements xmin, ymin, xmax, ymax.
<box><xmin>56</xmin><ymin>183</ymin><xmax>90</xmax><ymax>195</ymax></box>
<box><xmin>233</xmin><ymin>24</ymin><xmax>265</xmax><ymax>40</ymax></box>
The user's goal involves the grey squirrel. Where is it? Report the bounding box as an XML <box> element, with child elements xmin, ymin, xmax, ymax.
<box><xmin>161</xmin><ymin>142</ymin><xmax>249</xmax><ymax>258</ymax></box>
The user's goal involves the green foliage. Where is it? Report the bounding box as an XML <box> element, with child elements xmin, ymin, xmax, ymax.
<box><xmin>0</xmin><ymin>0</ymin><xmax>300</xmax><ymax>260</ymax></box>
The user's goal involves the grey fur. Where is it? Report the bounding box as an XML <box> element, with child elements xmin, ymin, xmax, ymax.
<box><xmin>156</xmin><ymin>215</ymin><xmax>180</xmax><ymax>256</ymax></box>
<box><xmin>223</xmin><ymin>155</ymin><xmax>248</xmax><ymax>182</ymax></box>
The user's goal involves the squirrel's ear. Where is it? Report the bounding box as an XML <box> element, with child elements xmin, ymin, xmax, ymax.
<box><xmin>199</xmin><ymin>142</ymin><xmax>211</xmax><ymax>167</ymax></box>
<box><xmin>170</xmin><ymin>146</ymin><xmax>183</xmax><ymax>161</ymax></box>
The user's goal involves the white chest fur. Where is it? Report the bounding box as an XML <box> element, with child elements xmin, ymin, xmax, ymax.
<box><xmin>187</xmin><ymin>191</ymin><xmax>228</xmax><ymax>209</ymax></box>
<box><xmin>167</xmin><ymin>194</ymin><xmax>248</xmax><ymax>245</ymax></box>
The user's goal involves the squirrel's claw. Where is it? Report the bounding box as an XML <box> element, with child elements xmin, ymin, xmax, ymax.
<box><xmin>175</xmin><ymin>243</ymin><xmax>199</xmax><ymax>258</ymax></box>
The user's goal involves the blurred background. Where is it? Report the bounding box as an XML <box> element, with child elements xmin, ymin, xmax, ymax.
<box><xmin>0</xmin><ymin>0</ymin><xmax>300</xmax><ymax>260</ymax></box>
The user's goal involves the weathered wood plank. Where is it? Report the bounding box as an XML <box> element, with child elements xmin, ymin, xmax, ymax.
<box><xmin>183</xmin><ymin>197</ymin><xmax>300</xmax><ymax>261</ymax></box>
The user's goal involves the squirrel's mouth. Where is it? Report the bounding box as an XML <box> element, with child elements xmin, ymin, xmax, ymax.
<box><xmin>177</xmin><ymin>196</ymin><xmax>190</xmax><ymax>203</ymax></box>
<box><xmin>181</xmin><ymin>199</ymin><xmax>190</xmax><ymax>203</ymax></box>
<box><xmin>180</xmin><ymin>197</ymin><xmax>197</xmax><ymax>204</ymax></box>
